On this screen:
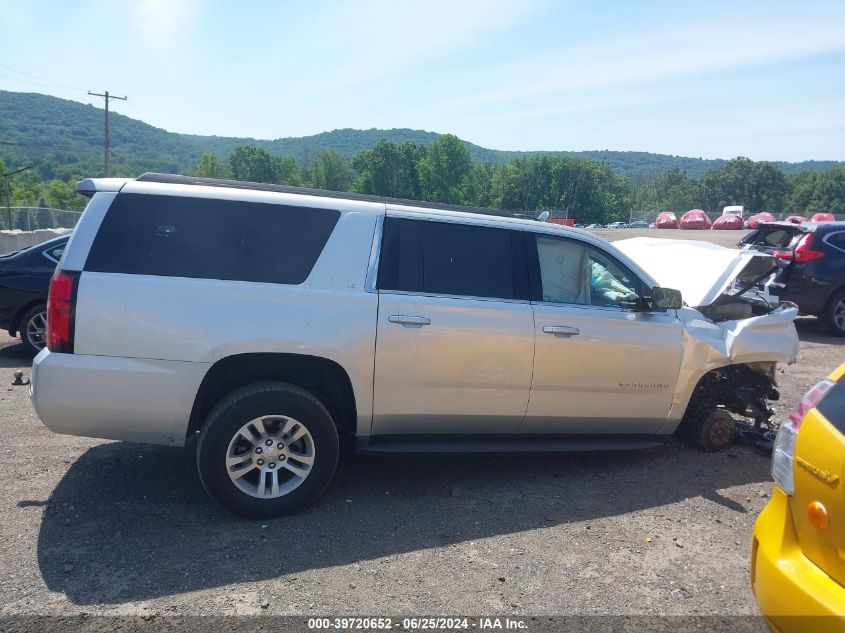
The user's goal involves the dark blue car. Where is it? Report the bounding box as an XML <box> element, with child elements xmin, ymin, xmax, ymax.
<box><xmin>739</xmin><ymin>222</ymin><xmax>845</xmax><ymax>335</ymax></box>
<box><xmin>0</xmin><ymin>234</ymin><xmax>69</xmax><ymax>354</ymax></box>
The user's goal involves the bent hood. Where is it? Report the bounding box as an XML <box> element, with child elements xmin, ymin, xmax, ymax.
<box><xmin>613</xmin><ymin>237</ymin><xmax>778</xmax><ymax>307</ymax></box>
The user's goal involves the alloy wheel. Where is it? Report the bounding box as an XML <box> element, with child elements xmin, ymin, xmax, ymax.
<box><xmin>225</xmin><ymin>415</ymin><xmax>315</xmax><ymax>499</ymax></box>
<box><xmin>26</xmin><ymin>311</ymin><xmax>47</xmax><ymax>351</ymax></box>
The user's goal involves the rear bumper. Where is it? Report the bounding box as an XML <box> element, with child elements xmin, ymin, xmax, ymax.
<box><xmin>30</xmin><ymin>348</ymin><xmax>211</xmax><ymax>446</ymax></box>
<box><xmin>752</xmin><ymin>488</ymin><xmax>845</xmax><ymax>627</ymax></box>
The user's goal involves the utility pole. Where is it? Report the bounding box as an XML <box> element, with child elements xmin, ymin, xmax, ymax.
<box><xmin>2</xmin><ymin>166</ymin><xmax>33</xmax><ymax>230</ymax></box>
<box><xmin>88</xmin><ymin>90</ymin><xmax>127</xmax><ymax>177</ymax></box>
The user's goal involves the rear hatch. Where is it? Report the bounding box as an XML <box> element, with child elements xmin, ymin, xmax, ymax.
<box><xmin>738</xmin><ymin>222</ymin><xmax>807</xmax><ymax>256</ymax></box>
<box><xmin>791</xmin><ymin>366</ymin><xmax>845</xmax><ymax>587</ymax></box>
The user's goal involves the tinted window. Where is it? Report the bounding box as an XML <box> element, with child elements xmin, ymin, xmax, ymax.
<box><xmin>753</xmin><ymin>228</ymin><xmax>803</xmax><ymax>248</ymax></box>
<box><xmin>533</xmin><ymin>235</ymin><xmax>639</xmax><ymax>308</ymax></box>
<box><xmin>46</xmin><ymin>245</ymin><xmax>65</xmax><ymax>262</ymax></box>
<box><xmin>85</xmin><ymin>194</ymin><xmax>340</xmax><ymax>284</ymax></box>
<box><xmin>826</xmin><ymin>231</ymin><xmax>845</xmax><ymax>252</ymax></box>
<box><xmin>378</xmin><ymin>217</ymin><xmax>523</xmax><ymax>300</ymax></box>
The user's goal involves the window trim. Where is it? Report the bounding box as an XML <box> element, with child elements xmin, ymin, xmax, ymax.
<box><xmin>375</xmin><ymin>215</ymin><xmax>530</xmax><ymax>303</ymax></box>
<box><xmin>41</xmin><ymin>240</ymin><xmax>69</xmax><ymax>265</ymax></box>
<box><xmin>822</xmin><ymin>230</ymin><xmax>845</xmax><ymax>254</ymax></box>
<box><xmin>524</xmin><ymin>231</ymin><xmax>649</xmax><ymax>311</ymax></box>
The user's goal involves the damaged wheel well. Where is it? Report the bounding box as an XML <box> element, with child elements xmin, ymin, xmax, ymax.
<box><xmin>680</xmin><ymin>363</ymin><xmax>781</xmax><ymax>440</ymax></box>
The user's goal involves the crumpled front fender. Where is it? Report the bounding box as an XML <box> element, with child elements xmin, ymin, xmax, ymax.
<box><xmin>662</xmin><ymin>304</ymin><xmax>799</xmax><ymax>430</ymax></box>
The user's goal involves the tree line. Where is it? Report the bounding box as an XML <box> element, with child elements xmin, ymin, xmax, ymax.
<box><xmin>2</xmin><ymin>135</ymin><xmax>844</xmax><ymax>229</ymax></box>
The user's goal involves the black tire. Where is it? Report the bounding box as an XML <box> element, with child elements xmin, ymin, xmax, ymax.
<box><xmin>822</xmin><ymin>288</ymin><xmax>845</xmax><ymax>337</ymax></box>
<box><xmin>19</xmin><ymin>304</ymin><xmax>47</xmax><ymax>356</ymax></box>
<box><xmin>689</xmin><ymin>410</ymin><xmax>736</xmax><ymax>452</ymax></box>
<box><xmin>197</xmin><ymin>381</ymin><xmax>339</xmax><ymax>518</ymax></box>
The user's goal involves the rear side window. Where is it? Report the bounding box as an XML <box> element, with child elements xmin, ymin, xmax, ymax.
<box><xmin>377</xmin><ymin>217</ymin><xmax>525</xmax><ymax>300</ymax></box>
<box><xmin>85</xmin><ymin>194</ymin><xmax>340</xmax><ymax>284</ymax></box>
<box><xmin>44</xmin><ymin>244</ymin><xmax>66</xmax><ymax>262</ymax></box>
<box><xmin>826</xmin><ymin>231</ymin><xmax>845</xmax><ymax>252</ymax></box>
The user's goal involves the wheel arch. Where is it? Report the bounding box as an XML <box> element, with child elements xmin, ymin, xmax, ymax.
<box><xmin>822</xmin><ymin>282</ymin><xmax>845</xmax><ymax>329</ymax></box>
<box><xmin>187</xmin><ymin>353</ymin><xmax>358</xmax><ymax>443</ymax></box>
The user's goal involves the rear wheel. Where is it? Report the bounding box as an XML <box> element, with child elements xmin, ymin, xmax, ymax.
<box><xmin>197</xmin><ymin>382</ymin><xmax>339</xmax><ymax>518</ymax></box>
<box><xmin>822</xmin><ymin>288</ymin><xmax>845</xmax><ymax>337</ymax></box>
<box><xmin>19</xmin><ymin>304</ymin><xmax>47</xmax><ymax>355</ymax></box>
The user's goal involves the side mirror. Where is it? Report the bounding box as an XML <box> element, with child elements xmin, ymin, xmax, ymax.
<box><xmin>650</xmin><ymin>286</ymin><xmax>683</xmax><ymax>310</ymax></box>
<box><xmin>536</xmin><ymin>211</ymin><xmax>550</xmax><ymax>222</ymax></box>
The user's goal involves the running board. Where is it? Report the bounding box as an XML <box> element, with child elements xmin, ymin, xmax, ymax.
<box><xmin>355</xmin><ymin>435</ymin><xmax>670</xmax><ymax>455</ymax></box>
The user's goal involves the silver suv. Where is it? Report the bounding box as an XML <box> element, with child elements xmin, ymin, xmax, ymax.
<box><xmin>30</xmin><ymin>174</ymin><xmax>799</xmax><ymax>517</ymax></box>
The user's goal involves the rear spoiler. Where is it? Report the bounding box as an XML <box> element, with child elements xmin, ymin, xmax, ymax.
<box><xmin>76</xmin><ymin>178</ymin><xmax>131</xmax><ymax>198</ymax></box>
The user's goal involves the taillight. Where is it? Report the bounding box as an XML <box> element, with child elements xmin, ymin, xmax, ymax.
<box><xmin>46</xmin><ymin>270</ymin><xmax>79</xmax><ymax>353</ymax></box>
<box><xmin>792</xmin><ymin>233</ymin><xmax>825</xmax><ymax>263</ymax></box>
<box><xmin>771</xmin><ymin>379</ymin><xmax>835</xmax><ymax>494</ymax></box>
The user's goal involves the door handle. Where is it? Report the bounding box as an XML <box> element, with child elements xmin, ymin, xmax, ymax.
<box><xmin>543</xmin><ymin>325</ymin><xmax>580</xmax><ymax>338</ymax></box>
<box><xmin>388</xmin><ymin>315</ymin><xmax>431</xmax><ymax>328</ymax></box>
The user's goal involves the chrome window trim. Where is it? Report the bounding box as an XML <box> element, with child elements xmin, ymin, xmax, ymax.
<box><xmin>41</xmin><ymin>246</ymin><xmax>64</xmax><ymax>265</ymax></box>
<box><xmin>822</xmin><ymin>230</ymin><xmax>845</xmax><ymax>254</ymax></box>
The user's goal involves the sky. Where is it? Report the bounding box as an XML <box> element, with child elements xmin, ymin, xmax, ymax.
<box><xmin>1</xmin><ymin>0</ymin><xmax>844</xmax><ymax>162</ymax></box>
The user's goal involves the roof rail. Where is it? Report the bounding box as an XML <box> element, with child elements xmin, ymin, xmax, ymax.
<box><xmin>135</xmin><ymin>172</ymin><xmax>517</xmax><ymax>218</ymax></box>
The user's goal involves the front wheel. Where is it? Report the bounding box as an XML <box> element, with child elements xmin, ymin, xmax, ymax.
<box><xmin>689</xmin><ymin>409</ymin><xmax>736</xmax><ymax>451</ymax></box>
<box><xmin>197</xmin><ymin>382</ymin><xmax>339</xmax><ymax>518</ymax></box>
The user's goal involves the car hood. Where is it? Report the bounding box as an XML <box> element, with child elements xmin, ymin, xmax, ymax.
<box><xmin>613</xmin><ymin>237</ymin><xmax>779</xmax><ymax>308</ymax></box>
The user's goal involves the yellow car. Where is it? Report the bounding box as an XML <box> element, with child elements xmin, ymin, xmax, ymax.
<box><xmin>752</xmin><ymin>362</ymin><xmax>845</xmax><ymax>630</ymax></box>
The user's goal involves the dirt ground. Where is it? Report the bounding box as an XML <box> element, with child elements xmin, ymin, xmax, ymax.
<box><xmin>0</xmin><ymin>227</ymin><xmax>841</xmax><ymax>619</ymax></box>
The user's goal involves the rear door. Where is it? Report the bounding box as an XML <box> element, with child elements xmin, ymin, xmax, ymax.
<box><xmin>521</xmin><ymin>232</ymin><xmax>683</xmax><ymax>434</ymax></box>
<box><xmin>371</xmin><ymin>215</ymin><xmax>534</xmax><ymax>435</ymax></box>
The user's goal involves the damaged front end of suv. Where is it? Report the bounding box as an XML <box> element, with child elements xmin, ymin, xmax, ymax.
<box><xmin>615</xmin><ymin>237</ymin><xmax>800</xmax><ymax>450</ymax></box>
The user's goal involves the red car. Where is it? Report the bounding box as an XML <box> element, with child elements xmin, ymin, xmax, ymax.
<box><xmin>679</xmin><ymin>209</ymin><xmax>712</xmax><ymax>230</ymax></box>
<box><xmin>655</xmin><ymin>211</ymin><xmax>678</xmax><ymax>229</ymax></box>
<box><xmin>811</xmin><ymin>212</ymin><xmax>836</xmax><ymax>222</ymax></box>
<box><xmin>784</xmin><ymin>215</ymin><xmax>809</xmax><ymax>224</ymax></box>
<box><xmin>748</xmin><ymin>212</ymin><xmax>776</xmax><ymax>229</ymax></box>
<box><xmin>712</xmin><ymin>214</ymin><xmax>744</xmax><ymax>230</ymax></box>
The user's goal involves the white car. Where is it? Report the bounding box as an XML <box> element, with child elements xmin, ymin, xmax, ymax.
<box><xmin>30</xmin><ymin>174</ymin><xmax>798</xmax><ymax>517</ymax></box>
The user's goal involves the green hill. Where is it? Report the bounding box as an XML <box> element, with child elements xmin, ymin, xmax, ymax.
<box><xmin>1</xmin><ymin>90</ymin><xmax>842</xmax><ymax>180</ymax></box>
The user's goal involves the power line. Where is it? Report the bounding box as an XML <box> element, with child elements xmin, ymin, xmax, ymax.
<box><xmin>0</xmin><ymin>64</ymin><xmax>86</xmax><ymax>93</ymax></box>
<box><xmin>0</xmin><ymin>139</ymin><xmax>99</xmax><ymax>154</ymax></box>
<box><xmin>88</xmin><ymin>90</ymin><xmax>128</xmax><ymax>177</ymax></box>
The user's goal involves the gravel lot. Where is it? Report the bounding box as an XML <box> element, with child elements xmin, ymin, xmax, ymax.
<box><xmin>0</xmin><ymin>227</ymin><xmax>841</xmax><ymax>620</ymax></box>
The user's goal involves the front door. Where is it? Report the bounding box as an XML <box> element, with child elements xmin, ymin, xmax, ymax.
<box><xmin>521</xmin><ymin>233</ymin><xmax>683</xmax><ymax>434</ymax></box>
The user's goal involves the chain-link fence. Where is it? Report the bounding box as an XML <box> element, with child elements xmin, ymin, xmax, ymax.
<box><xmin>0</xmin><ymin>207</ymin><xmax>81</xmax><ymax>231</ymax></box>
